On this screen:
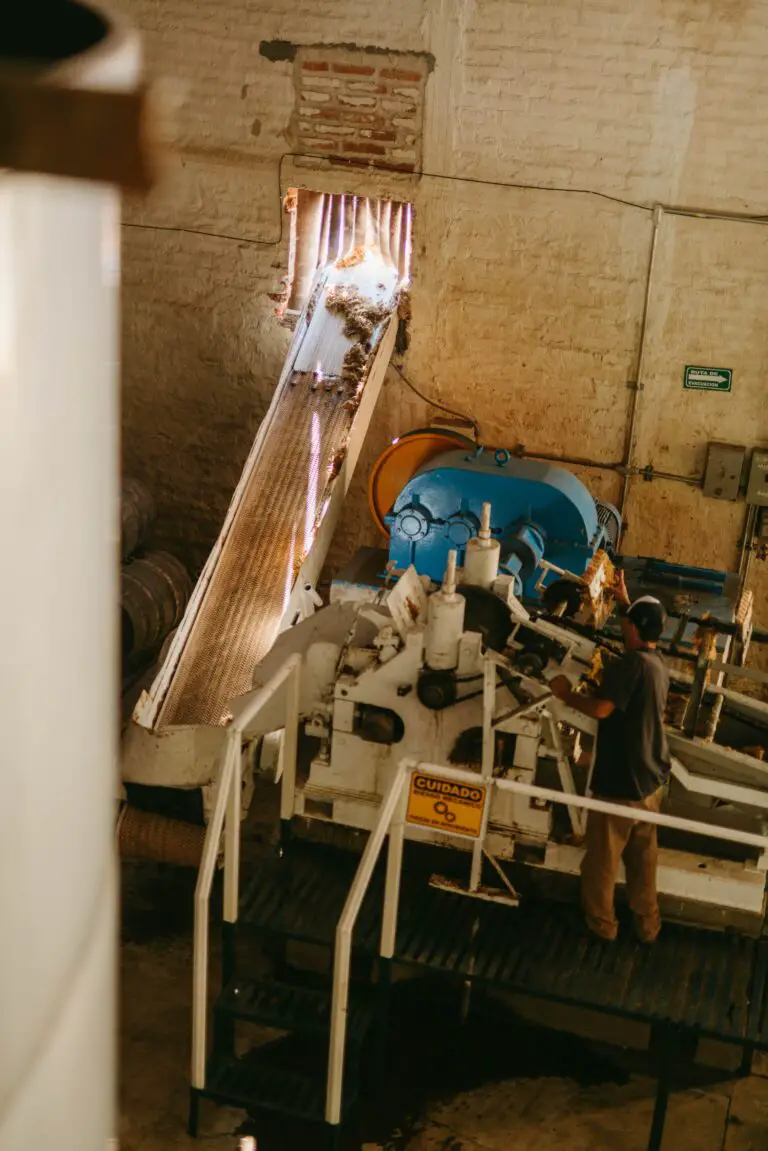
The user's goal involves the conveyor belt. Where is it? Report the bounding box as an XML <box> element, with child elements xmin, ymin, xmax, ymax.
<box><xmin>157</xmin><ymin>387</ymin><xmax>351</xmax><ymax>726</ymax></box>
<box><xmin>147</xmin><ymin>258</ymin><xmax>400</xmax><ymax>729</ymax></box>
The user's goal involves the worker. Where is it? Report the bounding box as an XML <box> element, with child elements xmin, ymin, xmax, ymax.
<box><xmin>549</xmin><ymin>574</ymin><xmax>670</xmax><ymax>944</ymax></box>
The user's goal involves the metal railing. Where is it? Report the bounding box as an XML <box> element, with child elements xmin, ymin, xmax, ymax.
<box><xmin>189</xmin><ymin>646</ymin><xmax>768</xmax><ymax>1124</ymax></box>
<box><xmin>191</xmin><ymin>652</ymin><xmax>302</xmax><ymax>1090</ymax></box>
<box><xmin>324</xmin><ymin>753</ymin><xmax>768</xmax><ymax>1127</ymax></box>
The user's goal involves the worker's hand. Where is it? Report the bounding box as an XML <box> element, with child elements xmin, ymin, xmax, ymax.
<box><xmin>549</xmin><ymin>675</ymin><xmax>571</xmax><ymax>701</ymax></box>
<box><xmin>611</xmin><ymin>570</ymin><xmax>630</xmax><ymax>608</ymax></box>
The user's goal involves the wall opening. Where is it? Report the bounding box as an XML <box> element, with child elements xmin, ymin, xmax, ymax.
<box><xmin>279</xmin><ymin>188</ymin><xmax>412</xmax><ymax>326</ymax></box>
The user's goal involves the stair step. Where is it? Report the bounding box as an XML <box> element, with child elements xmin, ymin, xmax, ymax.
<box><xmin>203</xmin><ymin>1051</ymin><xmax>357</xmax><ymax>1122</ymax></box>
<box><xmin>215</xmin><ymin>977</ymin><xmax>373</xmax><ymax>1044</ymax></box>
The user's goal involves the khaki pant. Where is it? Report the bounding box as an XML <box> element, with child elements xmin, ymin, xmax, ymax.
<box><xmin>580</xmin><ymin>788</ymin><xmax>664</xmax><ymax>942</ymax></box>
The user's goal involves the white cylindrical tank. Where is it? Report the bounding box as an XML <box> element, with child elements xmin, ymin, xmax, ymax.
<box><xmin>425</xmin><ymin>549</ymin><xmax>466</xmax><ymax>670</ymax></box>
<box><xmin>463</xmin><ymin>501</ymin><xmax>500</xmax><ymax>589</ymax></box>
<box><xmin>0</xmin><ymin>8</ymin><xmax>140</xmax><ymax>1151</ymax></box>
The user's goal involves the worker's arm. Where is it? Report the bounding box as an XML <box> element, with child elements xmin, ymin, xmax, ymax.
<box><xmin>551</xmin><ymin>648</ymin><xmax>643</xmax><ymax>722</ymax></box>
<box><xmin>549</xmin><ymin>677</ymin><xmax>616</xmax><ymax>720</ymax></box>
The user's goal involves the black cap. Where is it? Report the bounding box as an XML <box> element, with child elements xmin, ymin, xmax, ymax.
<box><xmin>626</xmin><ymin>596</ymin><xmax>666</xmax><ymax>642</ymax></box>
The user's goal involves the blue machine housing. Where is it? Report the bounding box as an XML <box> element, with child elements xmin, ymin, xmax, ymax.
<box><xmin>386</xmin><ymin>448</ymin><xmax>612</xmax><ymax>595</ymax></box>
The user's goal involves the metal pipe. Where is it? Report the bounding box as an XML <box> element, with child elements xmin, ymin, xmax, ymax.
<box><xmin>443</xmin><ymin>548</ymin><xmax>458</xmax><ymax>595</ymax></box>
<box><xmin>380</xmin><ymin>786</ymin><xmax>408</xmax><ymax>959</ymax></box>
<box><xmin>0</xmin><ymin>11</ymin><xmax>140</xmax><ymax>1151</ymax></box>
<box><xmin>280</xmin><ymin>659</ymin><xmax>302</xmax><ymax>822</ymax></box>
<box><xmin>513</xmin><ymin>447</ymin><xmax>701</xmax><ymax>489</ymax></box>
<box><xmin>739</xmin><ymin>503</ymin><xmax>758</xmax><ymax>587</ymax></box>
<box><xmin>470</xmin><ymin>660</ymin><xmax>496</xmax><ymax>890</ymax></box>
<box><xmin>620</xmin><ymin>204</ymin><xmax>664</xmax><ymax>517</ymax></box>
<box><xmin>662</xmin><ymin>204</ymin><xmax>768</xmax><ymax>227</ymax></box>
<box><xmin>222</xmin><ymin>731</ymin><xmax>242</xmax><ymax>924</ymax></box>
<box><xmin>644</xmin><ymin>467</ymin><xmax>702</xmax><ymax>487</ymax></box>
<box><xmin>513</xmin><ymin>446</ymin><xmax>626</xmax><ymax>472</ymax></box>
<box><xmin>326</xmin><ymin>762</ymin><xmax>409</xmax><ymax>1126</ymax></box>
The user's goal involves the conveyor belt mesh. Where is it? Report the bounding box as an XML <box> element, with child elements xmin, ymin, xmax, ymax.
<box><xmin>157</xmin><ymin>387</ymin><xmax>351</xmax><ymax>727</ymax></box>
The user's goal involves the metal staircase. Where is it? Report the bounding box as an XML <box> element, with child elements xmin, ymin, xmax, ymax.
<box><xmin>192</xmin><ymin>973</ymin><xmax>373</xmax><ymax>1135</ymax></box>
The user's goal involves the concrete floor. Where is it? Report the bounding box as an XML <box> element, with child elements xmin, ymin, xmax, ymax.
<box><xmin>119</xmin><ymin>852</ymin><xmax>768</xmax><ymax>1151</ymax></box>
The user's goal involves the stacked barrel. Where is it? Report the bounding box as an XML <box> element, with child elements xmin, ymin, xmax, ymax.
<box><xmin>121</xmin><ymin>478</ymin><xmax>192</xmax><ymax>673</ymax></box>
<box><xmin>120</xmin><ymin>480</ymin><xmax>204</xmax><ymax>866</ymax></box>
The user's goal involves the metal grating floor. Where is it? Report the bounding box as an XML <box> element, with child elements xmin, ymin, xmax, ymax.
<box><xmin>157</xmin><ymin>386</ymin><xmax>351</xmax><ymax>726</ymax></box>
<box><xmin>239</xmin><ymin>842</ymin><xmax>766</xmax><ymax>1047</ymax></box>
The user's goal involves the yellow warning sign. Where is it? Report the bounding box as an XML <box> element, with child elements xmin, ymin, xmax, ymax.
<box><xmin>406</xmin><ymin>772</ymin><xmax>487</xmax><ymax>839</ymax></box>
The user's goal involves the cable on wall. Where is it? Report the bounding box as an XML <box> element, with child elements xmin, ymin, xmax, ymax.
<box><xmin>120</xmin><ymin>149</ymin><xmax>657</xmax><ymax>249</ymax></box>
<box><xmin>121</xmin><ymin>149</ymin><xmax>768</xmax><ymax>249</ymax></box>
<box><xmin>389</xmin><ymin>361</ymin><xmax>481</xmax><ymax>440</ymax></box>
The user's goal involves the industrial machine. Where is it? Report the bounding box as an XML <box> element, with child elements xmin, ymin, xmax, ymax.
<box><xmin>384</xmin><ymin>445</ymin><xmax>620</xmax><ymax>595</ymax></box>
<box><xmin>168</xmin><ymin>401</ymin><xmax>768</xmax><ymax>1147</ymax></box>
<box><xmin>231</xmin><ymin>447</ymin><xmax>768</xmax><ymax>931</ymax></box>
<box><xmin>112</xmin><ymin>210</ymin><xmax>768</xmax><ymax>1145</ymax></box>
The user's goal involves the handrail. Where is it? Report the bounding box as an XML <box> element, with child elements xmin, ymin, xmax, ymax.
<box><xmin>325</xmin><ymin>759</ymin><xmax>412</xmax><ymax>1125</ymax></box>
<box><xmin>495</xmin><ymin>774</ymin><xmax>768</xmax><ymax>851</ymax></box>
<box><xmin>383</xmin><ymin>756</ymin><xmax>768</xmax><ymax>853</ymax></box>
<box><xmin>191</xmin><ymin>652</ymin><xmax>303</xmax><ymax>1091</ymax></box>
<box><xmin>192</xmin><ymin>730</ymin><xmax>238</xmax><ymax>1089</ymax></box>
<box><xmin>324</xmin><ymin>752</ymin><xmax>768</xmax><ymax>1130</ymax></box>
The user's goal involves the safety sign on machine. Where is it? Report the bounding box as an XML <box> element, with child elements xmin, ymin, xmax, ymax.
<box><xmin>406</xmin><ymin>772</ymin><xmax>487</xmax><ymax>838</ymax></box>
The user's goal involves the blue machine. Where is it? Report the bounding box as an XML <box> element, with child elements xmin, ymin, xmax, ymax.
<box><xmin>385</xmin><ymin>447</ymin><xmax>619</xmax><ymax>596</ymax></box>
<box><xmin>333</xmin><ymin>438</ymin><xmax>745</xmax><ymax>652</ymax></box>
<box><xmin>379</xmin><ymin>444</ymin><xmax>745</xmax><ymax>648</ymax></box>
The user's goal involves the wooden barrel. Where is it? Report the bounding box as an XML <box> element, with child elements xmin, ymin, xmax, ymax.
<box><xmin>117</xmin><ymin>806</ymin><xmax>205</xmax><ymax>867</ymax></box>
<box><xmin>121</xmin><ymin>551</ymin><xmax>192</xmax><ymax>659</ymax></box>
<box><xmin>121</xmin><ymin>476</ymin><xmax>156</xmax><ymax>560</ymax></box>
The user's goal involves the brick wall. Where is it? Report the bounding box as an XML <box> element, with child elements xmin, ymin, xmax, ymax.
<box><xmin>294</xmin><ymin>46</ymin><xmax>428</xmax><ymax>171</ymax></box>
<box><xmin>119</xmin><ymin>0</ymin><xmax>768</xmax><ymax>638</ymax></box>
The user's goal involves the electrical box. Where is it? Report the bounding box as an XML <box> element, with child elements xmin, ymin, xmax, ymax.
<box><xmin>746</xmin><ymin>449</ymin><xmax>768</xmax><ymax>507</ymax></box>
<box><xmin>702</xmin><ymin>442</ymin><xmax>745</xmax><ymax>501</ymax></box>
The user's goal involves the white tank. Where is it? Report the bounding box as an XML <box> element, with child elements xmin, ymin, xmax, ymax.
<box><xmin>425</xmin><ymin>550</ymin><xmax>466</xmax><ymax>670</ymax></box>
<box><xmin>463</xmin><ymin>501</ymin><xmax>500</xmax><ymax>588</ymax></box>
<box><xmin>0</xmin><ymin>8</ymin><xmax>141</xmax><ymax>1151</ymax></box>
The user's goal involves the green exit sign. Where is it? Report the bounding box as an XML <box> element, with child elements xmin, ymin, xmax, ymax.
<box><xmin>684</xmin><ymin>365</ymin><xmax>732</xmax><ymax>393</ymax></box>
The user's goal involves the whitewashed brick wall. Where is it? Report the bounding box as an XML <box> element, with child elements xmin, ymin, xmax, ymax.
<box><xmin>119</xmin><ymin>0</ymin><xmax>768</xmax><ymax>634</ymax></box>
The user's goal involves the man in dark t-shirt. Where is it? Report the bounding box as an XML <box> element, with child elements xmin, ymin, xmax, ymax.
<box><xmin>550</xmin><ymin>576</ymin><xmax>670</xmax><ymax>943</ymax></box>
